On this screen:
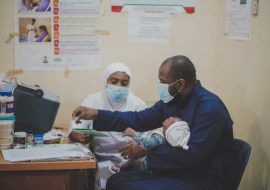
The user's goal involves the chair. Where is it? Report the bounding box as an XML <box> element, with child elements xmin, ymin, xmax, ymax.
<box><xmin>42</xmin><ymin>34</ymin><xmax>50</xmax><ymax>42</ymax></box>
<box><xmin>234</xmin><ymin>139</ymin><xmax>252</xmax><ymax>190</ymax></box>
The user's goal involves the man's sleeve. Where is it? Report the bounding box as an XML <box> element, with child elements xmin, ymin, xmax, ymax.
<box><xmin>94</xmin><ymin>100</ymin><xmax>165</xmax><ymax>132</ymax></box>
<box><xmin>147</xmin><ymin>100</ymin><xmax>228</xmax><ymax>170</ymax></box>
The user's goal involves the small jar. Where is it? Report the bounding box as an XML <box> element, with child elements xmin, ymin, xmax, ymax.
<box><xmin>12</xmin><ymin>132</ymin><xmax>26</xmax><ymax>149</ymax></box>
<box><xmin>34</xmin><ymin>134</ymin><xmax>43</xmax><ymax>147</ymax></box>
<box><xmin>0</xmin><ymin>91</ymin><xmax>14</xmax><ymax>117</ymax></box>
<box><xmin>26</xmin><ymin>130</ymin><xmax>34</xmax><ymax>144</ymax></box>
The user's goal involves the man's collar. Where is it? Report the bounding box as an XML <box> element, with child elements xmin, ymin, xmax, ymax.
<box><xmin>177</xmin><ymin>80</ymin><xmax>202</xmax><ymax>107</ymax></box>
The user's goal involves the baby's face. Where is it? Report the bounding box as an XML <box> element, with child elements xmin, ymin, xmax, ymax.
<box><xmin>163</xmin><ymin>117</ymin><xmax>182</xmax><ymax>134</ymax></box>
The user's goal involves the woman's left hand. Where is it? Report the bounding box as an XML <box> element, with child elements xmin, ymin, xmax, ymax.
<box><xmin>69</xmin><ymin>131</ymin><xmax>94</xmax><ymax>144</ymax></box>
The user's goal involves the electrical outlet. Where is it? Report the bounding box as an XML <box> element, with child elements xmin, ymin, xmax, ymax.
<box><xmin>252</xmin><ymin>0</ymin><xmax>258</xmax><ymax>15</ymax></box>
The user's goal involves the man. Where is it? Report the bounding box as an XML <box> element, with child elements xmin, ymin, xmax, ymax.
<box><xmin>26</xmin><ymin>18</ymin><xmax>36</xmax><ymax>42</ymax></box>
<box><xmin>72</xmin><ymin>55</ymin><xmax>238</xmax><ymax>190</ymax></box>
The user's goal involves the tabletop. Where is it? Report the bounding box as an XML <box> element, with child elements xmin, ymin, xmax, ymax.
<box><xmin>0</xmin><ymin>125</ymin><xmax>96</xmax><ymax>171</ymax></box>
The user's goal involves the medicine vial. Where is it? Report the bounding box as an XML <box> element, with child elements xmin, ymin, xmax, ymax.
<box><xmin>26</xmin><ymin>130</ymin><xmax>34</xmax><ymax>144</ymax></box>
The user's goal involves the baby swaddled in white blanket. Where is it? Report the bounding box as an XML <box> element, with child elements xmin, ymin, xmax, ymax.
<box><xmin>108</xmin><ymin>117</ymin><xmax>191</xmax><ymax>174</ymax></box>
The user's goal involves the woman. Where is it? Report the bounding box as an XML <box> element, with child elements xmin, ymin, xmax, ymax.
<box><xmin>69</xmin><ymin>62</ymin><xmax>151</xmax><ymax>189</ymax></box>
<box><xmin>36</xmin><ymin>0</ymin><xmax>50</xmax><ymax>12</ymax></box>
<box><xmin>19</xmin><ymin>0</ymin><xmax>32</xmax><ymax>12</ymax></box>
<box><xmin>36</xmin><ymin>25</ymin><xmax>48</xmax><ymax>42</ymax></box>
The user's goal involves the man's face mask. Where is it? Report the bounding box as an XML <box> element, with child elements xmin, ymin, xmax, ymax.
<box><xmin>157</xmin><ymin>80</ymin><xmax>181</xmax><ymax>104</ymax></box>
<box><xmin>106</xmin><ymin>84</ymin><xmax>129</xmax><ymax>102</ymax></box>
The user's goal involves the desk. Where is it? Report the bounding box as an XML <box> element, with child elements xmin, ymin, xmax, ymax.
<box><xmin>0</xmin><ymin>125</ymin><xmax>96</xmax><ymax>190</ymax></box>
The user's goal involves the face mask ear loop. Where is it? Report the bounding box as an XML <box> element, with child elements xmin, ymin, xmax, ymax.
<box><xmin>170</xmin><ymin>79</ymin><xmax>181</xmax><ymax>97</ymax></box>
<box><xmin>169</xmin><ymin>79</ymin><xmax>180</xmax><ymax>86</ymax></box>
<box><xmin>173</xmin><ymin>89</ymin><xmax>181</xmax><ymax>97</ymax></box>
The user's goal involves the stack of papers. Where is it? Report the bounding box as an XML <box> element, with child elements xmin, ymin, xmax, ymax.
<box><xmin>2</xmin><ymin>143</ymin><xmax>92</xmax><ymax>163</ymax></box>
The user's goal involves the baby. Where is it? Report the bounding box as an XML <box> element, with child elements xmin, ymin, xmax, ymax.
<box><xmin>109</xmin><ymin>117</ymin><xmax>190</xmax><ymax>174</ymax></box>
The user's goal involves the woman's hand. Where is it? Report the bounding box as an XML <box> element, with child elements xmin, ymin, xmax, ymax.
<box><xmin>72</xmin><ymin>106</ymin><xmax>98</xmax><ymax>124</ymax></box>
<box><xmin>119</xmin><ymin>140</ymin><xmax>146</xmax><ymax>161</ymax></box>
<box><xmin>163</xmin><ymin>117</ymin><xmax>182</xmax><ymax>135</ymax></box>
<box><xmin>69</xmin><ymin>131</ymin><xmax>94</xmax><ymax>144</ymax></box>
<box><xmin>122</xmin><ymin>127</ymin><xmax>136</xmax><ymax>137</ymax></box>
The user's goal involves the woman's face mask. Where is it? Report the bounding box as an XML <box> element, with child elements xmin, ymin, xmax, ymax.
<box><xmin>106</xmin><ymin>84</ymin><xmax>129</xmax><ymax>102</ymax></box>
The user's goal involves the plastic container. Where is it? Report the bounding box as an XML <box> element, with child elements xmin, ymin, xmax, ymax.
<box><xmin>0</xmin><ymin>136</ymin><xmax>12</xmax><ymax>144</ymax></box>
<box><xmin>0</xmin><ymin>120</ymin><xmax>14</xmax><ymax>130</ymax></box>
<box><xmin>0</xmin><ymin>91</ymin><xmax>14</xmax><ymax>117</ymax></box>
<box><xmin>0</xmin><ymin>116</ymin><xmax>15</xmax><ymax>138</ymax></box>
<box><xmin>0</xmin><ymin>129</ymin><xmax>12</xmax><ymax>137</ymax></box>
<box><xmin>0</xmin><ymin>143</ymin><xmax>11</xmax><ymax>151</ymax></box>
<box><xmin>13</xmin><ymin>132</ymin><xmax>26</xmax><ymax>146</ymax></box>
<box><xmin>34</xmin><ymin>134</ymin><xmax>43</xmax><ymax>147</ymax></box>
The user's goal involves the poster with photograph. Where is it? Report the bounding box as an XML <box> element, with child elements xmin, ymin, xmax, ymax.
<box><xmin>18</xmin><ymin>0</ymin><xmax>51</xmax><ymax>13</ymax></box>
<box><xmin>14</xmin><ymin>0</ymin><xmax>101</xmax><ymax>71</ymax></box>
<box><xmin>19</xmin><ymin>17</ymin><xmax>51</xmax><ymax>42</ymax></box>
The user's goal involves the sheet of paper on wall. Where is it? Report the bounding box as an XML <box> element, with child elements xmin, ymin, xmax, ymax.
<box><xmin>13</xmin><ymin>0</ymin><xmax>102</xmax><ymax>71</ymax></box>
<box><xmin>111</xmin><ymin>0</ymin><xmax>195</xmax><ymax>14</ymax></box>
<box><xmin>225</xmin><ymin>0</ymin><xmax>251</xmax><ymax>41</ymax></box>
<box><xmin>128</xmin><ymin>12</ymin><xmax>170</xmax><ymax>44</ymax></box>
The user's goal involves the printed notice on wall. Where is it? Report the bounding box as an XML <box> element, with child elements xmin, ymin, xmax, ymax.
<box><xmin>225</xmin><ymin>0</ymin><xmax>251</xmax><ymax>41</ymax></box>
<box><xmin>128</xmin><ymin>12</ymin><xmax>170</xmax><ymax>44</ymax></box>
<box><xmin>111</xmin><ymin>0</ymin><xmax>195</xmax><ymax>14</ymax></box>
<box><xmin>14</xmin><ymin>0</ymin><xmax>101</xmax><ymax>71</ymax></box>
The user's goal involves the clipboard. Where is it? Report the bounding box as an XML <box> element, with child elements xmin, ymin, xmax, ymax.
<box><xmin>72</xmin><ymin>128</ymin><xmax>109</xmax><ymax>137</ymax></box>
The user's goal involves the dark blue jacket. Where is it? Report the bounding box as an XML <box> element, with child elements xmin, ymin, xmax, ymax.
<box><xmin>94</xmin><ymin>81</ymin><xmax>238</xmax><ymax>189</ymax></box>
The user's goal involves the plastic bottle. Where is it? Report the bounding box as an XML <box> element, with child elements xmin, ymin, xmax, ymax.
<box><xmin>34</xmin><ymin>134</ymin><xmax>43</xmax><ymax>147</ymax></box>
<box><xmin>27</xmin><ymin>130</ymin><xmax>34</xmax><ymax>144</ymax></box>
<box><xmin>0</xmin><ymin>91</ymin><xmax>14</xmax><ymax>117</ymax></box>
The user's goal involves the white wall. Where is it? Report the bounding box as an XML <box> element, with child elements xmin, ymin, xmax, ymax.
<box><xmin>216</xmin><ymin>0</ymin><xmax>270</xmax><ymax>189</ymax></box>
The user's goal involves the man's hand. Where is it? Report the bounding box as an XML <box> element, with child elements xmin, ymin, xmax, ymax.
<box><xmin>122</xmin><ymin>127</ymin><xmax>136</xmax><ymax>137</ymax></box>
<box><xmin>70</xmin><ymin>131</ymin><xmax>93</xmax><ymax>144</ymax></box>
<box><xmin>72</xmin><ymin>106</ymin><xmax>98</xmax><ymax>124</ymax></box>
<box><xmin>119</xmin><ymin>140</ymin><xmax>146</xmax><ymax>161</ymax></box>
<box><xmin>163</xmin><ymin>117</ymin><xmax>182</xmax><ymax>135</ymax></box>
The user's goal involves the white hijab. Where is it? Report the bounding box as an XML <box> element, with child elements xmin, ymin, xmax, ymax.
<box><xmin>101</xmin><ymin>62</ymin><xmax>138</xmax><ymax>111</ymax></box>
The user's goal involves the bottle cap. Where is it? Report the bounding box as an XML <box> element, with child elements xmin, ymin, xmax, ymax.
<box><xmin>34</xmin><ymin>134</ymin><xmax>43</xmax><ymax>138</ymax></box>
<box><xmin>27</xmin><ymin>130</ymin><xmax>33</xmax><ymax>134</ymax></box>
<box><xmin>0</xmin><ymin>91</ymin><xmax>12</xmax><ymax>96</ymax></box>
<box><xmin>14</xmin><ymin>132</ymin><xmax>26</xmax><ymax>138</ymax></box>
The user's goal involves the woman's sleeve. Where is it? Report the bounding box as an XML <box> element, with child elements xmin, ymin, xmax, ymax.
<box><xmin>36</xmin><ymin>33</ymin><xmax>41</xmax><ymax>42</ymax></box>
